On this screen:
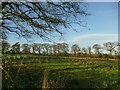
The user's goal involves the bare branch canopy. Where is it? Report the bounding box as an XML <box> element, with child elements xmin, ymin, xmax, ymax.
<box><xmin>1</xmin><ymin>1</ymin><xmax>89</xmax><ymax>40</ymax></box>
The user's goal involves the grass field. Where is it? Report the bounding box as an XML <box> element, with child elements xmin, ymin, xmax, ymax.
<box><xmin>2</xmin><ymin>55</ymin><xmax>120</xmax><ymax>88</ymax></box>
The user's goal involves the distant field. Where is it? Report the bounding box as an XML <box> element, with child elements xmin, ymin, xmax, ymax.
<box><xmin>2</xmin><ymin>55</ymin><xmax>120</xmax><ymax>88</ymax></box>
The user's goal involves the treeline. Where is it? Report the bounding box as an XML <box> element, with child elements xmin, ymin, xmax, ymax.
<box><xmin>1</xmin><ymin>40</ymin><xmax>120</xmax><ymax>59</ymax></box>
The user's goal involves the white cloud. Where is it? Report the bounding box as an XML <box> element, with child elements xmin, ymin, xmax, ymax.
<box><xmin>68</xmin><ymin>34</ymin><xmax>118</xmax><ymax>47</ymax></box>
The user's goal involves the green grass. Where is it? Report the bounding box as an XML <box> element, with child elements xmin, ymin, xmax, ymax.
<box><xmin>2</xmin><ymin>54</ymin><xmax>119</xmax><ymax>88</ymax></box>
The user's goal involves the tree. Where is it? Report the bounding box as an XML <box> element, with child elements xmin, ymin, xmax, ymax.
<box><xmin>42</xmin><ymin>43</ymin><xmax>51</xmax><ymax>55</ymax></box>
<box><xmin>49</xmin><ymin>45</ymin><xmax>53</xmax><ymax>55</ymax></box>
<box><xmin>92</xmin><ymin>44</ymin><xmax>101</xmax><ymax>54</ymax></box>
<box><xmin>31</xmin><ymin>43</ymin><xmax>38</xmax><ymax>54</ymax></box>
<box><xmin>52</xmin><ymin>44</ymin><xmax>57</xmax><ymax>55</ymax></box>
<box><xmin>21</xmin><ymin>43</ymin><xmax>31</xmax><ymax>54</ymax></box>
<box><xmin>38</xmin><ymin>44</ymin><xmax>44</xmax><ymax>55</ymax></box>
<box><xmin>54</xmin><ymin>43</ymin><xmax>69</xmax><ymax>55</ymax></box>
<box><xmin>103</xmin><ymin>42</ymin><xmax>117</xmax><ymax>55</ymax></box>
<box><xmin>71</xmin><ymin>44</ymin><xmax>80</xmax><ymax>56</ymax></box>
<box><xmin>2</xmin><ymin>40</ymin><xmax>10</xmax><ymax>54</ymax></box>
<box><xmin>61</xmin><ymin>43</ymin><xmax>69</xmax><ymax>55</ymax></box>
<box><xmin>11</xmin><ymin>42</ymin><xmax>20</xmax><ymax>54</ymax></box>
<box><xmin>87</xmin><ymin>46</ymin><xmax>92</xmax><ymax>56</ymax></box>
<box><xmin>81</xmin><ymin>47</ymin><xmax>88</xmax><ymax>54</ymax></box>
<box><xmin>112</xmin><ymin>42</ymin><xmax>119</xmax><ymax>56</ymax></box>
<box><xmin>2</xmin><ymin>2</ymin><xmax>89</xmax><ymax>40</ymax></box>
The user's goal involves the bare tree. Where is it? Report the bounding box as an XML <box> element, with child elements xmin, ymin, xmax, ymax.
<box><xmin>37</xmin><ymin>43</ymin><xmax>43</xmax><ymax>54</ymax></box>
<box><xmin>2</xmin><ymin>40</ymin><xmax>10</xmax><ymax>54</ymax></box>
<box><xmin>54</xmin><ymin>43</ymin><xmax>69</xmax><ymax>55</ymax></box>
<box><xmin>61</xmin><ymin>43</ymin><xmax>69</xmax><ymax>55</ymax></box>
<box><xmin>48</xmin><ymin>45</ymin><xmax>53</xmax><ymax>55</ymax></box>
<box><xmin>117</xmin><ymin>42</ymin><xmax>120</xmax><ymax>55</ymax></box>
<box><xmin>81</xmin><ymin>47</ymin><xmax>88</xmax><ymax>54</ymax></box>
<box><xmin>11</xmin><ymin>42</ymin><xmax>20</xmax><ymax>54</ymax></box>
<box><xmin>56</xmin><ymin>43</ymin><xmax>62</xmax><ymax>54</ymax></box>
<box><xmin>21</xmin><ymin>43</ymin><xmax>31</xmax><ymax>54</ymax></box>
<box><xmin>71</xmin><ymin>44</ymin><xmax>80</xmax><ymax>56</ymax></box>
<box><xmin>43</xmin><ymin>43</ymin><xmax>50</xmax><ymax>55</ymax></box>
<box><xmin>103</xmin><ymin>42</ymin><xmax>117</xmax><ymax>55</ymax></box>
<box><xmin>52</xmin><ymin>44</ymin><xmax>57</xmax><ymax>55</ymax></box>
<box><xmin>92</xmin><ymin>44</ymin><xmax>101</xmax><ymax>54</ymax></box>
<box><xmin>1</xmin><ymin>2</ymin><xmax>89</xmax><ymax>40</ymax></box>
<box><xmin>87</xmin><ymin>46</ymin><xmax>92</xmax><ymax>56</ymax></box>
<box><xmin>31</xmin><ymin>43</ymin><xmax>38</xmax><ymax>54</ymax></box>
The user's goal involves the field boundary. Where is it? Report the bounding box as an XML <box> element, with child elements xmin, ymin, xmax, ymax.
<box><xmin>63</xmin><ymin>57</ymin><xmax>119</xmax><ymax>62</ymax></box>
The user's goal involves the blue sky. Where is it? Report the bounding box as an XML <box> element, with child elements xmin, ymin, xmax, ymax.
<box><xmin>7</xmin><ymin>2</ymin><xmax>118</xmax><ymax>48</ymax></box>
<box><xmin>65</xmin><ymin>2</ymin><xmax>118</xmax><ymax>48</ymax></box>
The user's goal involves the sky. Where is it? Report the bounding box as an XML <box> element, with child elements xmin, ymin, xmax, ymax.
<box><xmin>7</xmin><ymin>2</ymin><xmax>118</xmax><ymax>48</ymax></box>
